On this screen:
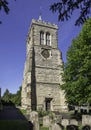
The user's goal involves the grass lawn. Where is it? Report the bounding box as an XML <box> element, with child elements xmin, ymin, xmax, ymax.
<box><xmin>19</xmin><ymin>108</ymin><xmax>27</xmax><ymax>114</ymax></box>
<box><xmin>0</xmin><ymin>120</ymin><xmax>30</xmax><ymax>130</ymax></box>
<box><xmin>40</xmin><ymin>126</ymin><xmax>49</xmax><ymax>130</ymax></box>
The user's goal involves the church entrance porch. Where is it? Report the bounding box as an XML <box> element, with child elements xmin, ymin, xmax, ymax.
<box><xmin>45</xmin><ymin>98</ymin><xmax>52</xmax><ymax>111</ymax></box>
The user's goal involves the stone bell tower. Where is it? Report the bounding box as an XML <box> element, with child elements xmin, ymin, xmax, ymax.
<box><xmin>21</xmin><ymin>17</ymin><xmax>67</xmax><ymax>111</ymax></box>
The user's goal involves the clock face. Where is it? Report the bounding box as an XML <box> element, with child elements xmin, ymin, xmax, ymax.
<box><xmin>41</xmin><ymin>49</ymin><xmax>49</xmax><ymax>58</ymax></box>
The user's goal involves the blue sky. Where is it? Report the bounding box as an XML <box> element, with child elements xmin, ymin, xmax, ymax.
<box><xmin>0</xmin><ymin>0</ymin><xmax>82</xmax><ymax>95</ymax></box>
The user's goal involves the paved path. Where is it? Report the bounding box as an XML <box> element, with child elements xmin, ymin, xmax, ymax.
<box><xmin>0</xmin><ymin>106</ymin><xmax>26</xmax><ymax>120</ymax></box>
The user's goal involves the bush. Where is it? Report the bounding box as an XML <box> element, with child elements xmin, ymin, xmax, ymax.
<box><xmin>38</xmin><ymin>110</ymin><xmax>54</xmax><ymax>119</ymax></box>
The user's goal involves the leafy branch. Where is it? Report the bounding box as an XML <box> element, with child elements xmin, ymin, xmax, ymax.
<box><xmin>50</xmin><ymin>0</ymin><xmax>91</xmax><ymax>26</ymax></box>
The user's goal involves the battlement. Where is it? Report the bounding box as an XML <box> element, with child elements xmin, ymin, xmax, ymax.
<box><xmin>31</xmin><ymin>19</ymin><xmax>58</xmax><ymax>29</ymax></box>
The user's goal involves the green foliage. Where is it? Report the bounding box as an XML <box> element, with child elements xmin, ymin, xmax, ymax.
<box><xmin>50</xmin><ymin>0</ymin><xmax>91</xmax><ymax>26</ymax></box>
<box><xmin>62</xmin><ymin>18</ymin><xmax>91</xmax><ymax>105</ymax></box>
<box><xmin>2</xmin><ymin>86</ymin><xmax>22</xmax><ymax>106</ymax></box>
<box><xmin>38</xmin><ymin>110</ymin><xmax>49</xmax><ymax>117</ymax></box>
<box><xmin>12</xmin><ymin>86</ymin><xmax>22</xmax><ymax>106</ymax></box>
<box><xmin>19</xmin><ymin>108</ymin><xmax>27</xmax><ymax>114</ymax></box>
<box><xmin>2</xmin><ymin>89</ymin><xmax>12</xmax><ymax>104</ymax></box>
<box><xmin>0</xmin><ymin>0</ymin><xmax>9</xmax><ymax>14</ymax></box>
<box><xmin>2</xmin><ymin>89</ymin><xmax>9</xmax><ymax>101</ymax></box>
<box><xmin>40</xmin><ymin>126</ymin><xmax>49</xmax><ymax>130</ymax></box>
<box><xmin>38</xmin><ymin>110</ymin><xmax>54</xmax><ymax>119</ymax></box>
<box><xmin>0</xmin><ymin>0</ymin><xmax>16</xmax><ymax>23</ymax></box>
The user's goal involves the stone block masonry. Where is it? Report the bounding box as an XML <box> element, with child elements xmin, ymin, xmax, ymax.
<box><xmin>21</xmin><ymin>18</ymin><xmax>67</xmax><ymax>111</ymax></box>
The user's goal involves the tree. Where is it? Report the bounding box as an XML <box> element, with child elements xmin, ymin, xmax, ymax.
<box><xmin>12</xmin><ymin>86</ymin><xmax>21</xmax><ymax>106</ymax></box>
<box><xmin>2</xmin><ymin>86</ymin><xmax>21</xmax><ymax>106</ymax></box>
<box><xmin>2</xmin><ymin>89</ymin><xmax>10</xmax><ymax>103</ymax></box>
<box><xmin>50</xmin><ymin>0</ymin><xmax>91</xmax><ymax>26</ymax></box>
<box><xmin>0</xmin><ymin>0</ymin><xmax>16</xmax><ymax>23</ymax></box>
<box><xmin>61</xmin><ymin>18</ymin><xmax>91</xmax><ymax>105</ymax></box>
<box><xmin>0</xmin><ymin>0</ymin><xmax>9</xmax><ymax>14</ymax></box>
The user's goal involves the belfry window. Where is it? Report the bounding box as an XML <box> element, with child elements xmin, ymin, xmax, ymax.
<box><xmin>46</xmin><ymin>33</ymin><xmax>51</xmax><ymax>46</ymax></box>
<box><xmin>40</xmin><ymin>31</ymin><xmax>44</xmax><ymax>45</ymax></box>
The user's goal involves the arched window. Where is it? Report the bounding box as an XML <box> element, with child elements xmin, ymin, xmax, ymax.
<box><xmin>46</xmin><ymin>32</ymin><xmax>51</xmax><ymax>46</ymax></box>
<box><xmin>40</xmin><ymin>31</ymin><xmax>44</xmax><ymax>45</ymax></box>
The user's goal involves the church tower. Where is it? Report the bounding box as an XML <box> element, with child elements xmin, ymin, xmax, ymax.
<box><xmin>21</xmin><ymin>17</ymin><xmax>67</xmax><ymax>111</ymax></box>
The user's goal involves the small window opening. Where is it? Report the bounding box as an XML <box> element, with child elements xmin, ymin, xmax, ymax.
<box><xmin>40</xmin><ymin>31</ymin><xmax>44</xmax><ymax>45</ymax></box>
<box><xmin>46</xmin><ymin>33</ymin><xmax>51</xmax><ymax>46</ymax></box>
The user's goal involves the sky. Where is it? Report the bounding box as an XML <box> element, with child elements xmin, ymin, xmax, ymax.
<box><xmin>0</xmin><ymin>0</ymin><xmax>82</xmax><ymax>96</ymax></box>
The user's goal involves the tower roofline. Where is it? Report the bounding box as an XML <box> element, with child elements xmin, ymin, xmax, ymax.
<box><xmin>31</xmin><ymin>19</ymin><xmax>58</xmax><ymax>29</ymax></box>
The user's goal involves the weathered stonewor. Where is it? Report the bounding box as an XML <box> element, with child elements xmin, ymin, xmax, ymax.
<box><xmin>54</xmin><ymin>114</ymin><xmax>63</xmax><ymax>124</ymax></box>
<box><xmin>49</xmin><ymin>123</ymin><xmax>64</xmax><ymax>130</ymax></box>
<box><xmin>70</xmin><ymin>119</ymin><xmax>78</xmax><ymax>126</ymax></box>
<box><xmin>43</xmin><ymin>115</ymin><xmax>51</xmax><ymax>127</ymax></box>
<box><xmin>61</xmin><ymin>119</ymin><xmax>69</xmax><ymax>128</ymax></box>
<box><xmin>82</xmin><ymin>115</ymin><xmax>91</xmax><ymax>126</ymax></box>
<box><xmin>21</xmin><ymin>17</ymin><xmax>67</xmax><ymax>112</ymax></box>
<box><xmin>29</xmin><ymin>111</ymin><xmax>39</xmax><ymax>130</ymax></box>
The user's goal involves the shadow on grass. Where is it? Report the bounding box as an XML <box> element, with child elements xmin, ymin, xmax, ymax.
<box><xmin>0</xmin><ymin>102</ymin><xmax>34</xmax><ymax>130</ymax></box>
<box><xmin>0</xmin><ymin>120</ymin><xmax>33</xmax><ymax>130</ymax></box>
